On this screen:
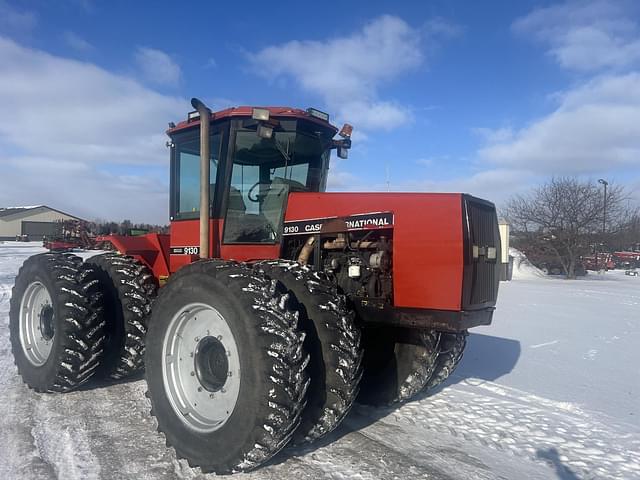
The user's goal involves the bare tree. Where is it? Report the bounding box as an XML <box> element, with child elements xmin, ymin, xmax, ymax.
<box><xmin>504</xmin><ymin>177</ymin><xmax>637</xmax><ymax>278</ymax></box>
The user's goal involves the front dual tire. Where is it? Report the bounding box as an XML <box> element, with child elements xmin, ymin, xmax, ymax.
<box><xmin>145</xmin><ymin>261</ymin><xmax>310</xmax><ymax>473</ymax></box>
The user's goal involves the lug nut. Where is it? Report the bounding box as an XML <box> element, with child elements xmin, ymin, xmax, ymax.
<box><xmin>190</xmin><ymin>371</ymin><xmax>195</xmax><ymax>376</ymax></box>
<box><xmin>198</xmin><ymin>387</ymin><xmax>203</xmax><ymax>392</ymax></box>
<box><xmin>209</xmin><ymin>393</ymin><xmax>215</xmax><ymax>399</ymax></box>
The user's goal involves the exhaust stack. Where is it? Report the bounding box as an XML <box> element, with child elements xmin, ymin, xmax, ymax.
<box><xmin>191</xmin><ymin>98</ymin><xmax>211</xmax><ymax>259</ymax></box>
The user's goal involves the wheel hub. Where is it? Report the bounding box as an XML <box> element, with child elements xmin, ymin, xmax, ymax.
<box><xmin>19</xmin><ymin>281</ymin><xmax>55</xmax><ymax>366</ymax></box>
<box><xmin>39</xmin><ymin>304</ymin><xmax>55</xmax><ymax>341</ymax></box>
<box><xmin>162</xmin><ymin>303</ymin><xmax>241</xmax><ymax>433</ymax></box>
<box><xmin>194</xmin><ymin>336</ymin><xmax>229</xmax><ymax>392</ymax></box>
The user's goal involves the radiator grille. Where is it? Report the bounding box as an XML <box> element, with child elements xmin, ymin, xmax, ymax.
<box><xmin>462</xmin><ymin>195</ymin><xmax>500</xmax><ymax>309</ymax></box>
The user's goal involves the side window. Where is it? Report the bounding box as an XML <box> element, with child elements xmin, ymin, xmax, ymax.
<box><xmin>175</xmin><ymin>134</ymin><xmax>221</xmax><ymax>219</ymax></box>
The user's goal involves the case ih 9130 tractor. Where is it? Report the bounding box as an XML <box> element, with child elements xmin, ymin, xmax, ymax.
<box><xmin>10</xmin><ymin>99</ymin><xmax>500</xmax><ymax>473</ymax></box>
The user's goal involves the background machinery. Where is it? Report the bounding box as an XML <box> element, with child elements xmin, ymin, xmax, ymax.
<box><xmin>10</xmin><ymin>99</ymin><xmax>501</xmax><ymax>473</ymax></box>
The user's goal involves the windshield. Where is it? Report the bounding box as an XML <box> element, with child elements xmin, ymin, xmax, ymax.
<box><xmin>223</xmin><ymin>128</ymin><xmax>330</xmax><ymax>243</ymax></box>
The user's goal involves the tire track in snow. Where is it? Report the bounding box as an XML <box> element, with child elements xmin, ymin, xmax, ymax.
<box><xmin>281</xmin><ymin>427</ymin><xmax>456</xmax><ymax>480</ymax></box>
<box><xmin>32</xmin><ymin>397</ymin><xmax>101</xmax><ymax>480</ymax></box>
<box><xmin>51</xmin><ymin>380</ymin><xmax>179</xmax><ymax>480</ymax></box>
<box><xmin>0</xmin><ymin>384</ymin><xmax>55</xmax><ymax>480</ymax></box>
<box><xmin>0</xmin><ymin>282</ymin><xmax>10</xmax><ymax>309</ymax></box>
<box><xmin>367</xmin><ymin>382</ymin><xmax>640</xmax><ymax>480</ymax></box>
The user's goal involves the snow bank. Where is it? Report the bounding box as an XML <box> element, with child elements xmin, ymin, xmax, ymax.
<box><xmin>509</xmin><ymin>248</ymin><xmax>546</xmax><ymax>280</ymax></box>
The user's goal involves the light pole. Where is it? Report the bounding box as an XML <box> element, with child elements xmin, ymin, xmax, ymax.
<box><xmin>598</xmin><ymin>179</ymin><xmax>608</xmax><ymax>234</ymax></box>
<box><xmin>598</xmin><ymin>179</ymin><xmax>608</xmax><ymax>271</ymax></box>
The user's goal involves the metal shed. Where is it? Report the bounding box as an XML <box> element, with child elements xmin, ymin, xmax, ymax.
<box><xmin>0</xmin><ymin>206</ymin><xmax>82</xmax><ymax>241</ymax></box>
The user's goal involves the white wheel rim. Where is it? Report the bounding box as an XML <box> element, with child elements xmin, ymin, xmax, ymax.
<box><xmin>162</xmin><ymin>303</ymin><xmax>241</xmax><ymax>432</ymax></box>
<box><xmin>19</xmin><ymin>281</ymin><xmax>55</xmax><ymax>366</ymax></box>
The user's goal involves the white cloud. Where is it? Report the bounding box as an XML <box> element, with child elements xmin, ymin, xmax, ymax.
<box><xmin>134</xmin><ymin>46</ymin><xmax>181</xmax><ymax>87</ymax></box>
<box><xmin>472</xmin><ymin>127</ymin><xmax>514</xmax><ymax>144</ymax></box>
<box><xmin>0</xmin><ymin>1</ymin><xmax>37</xmax><ymax>31</ymax></box>
<box><xmin>416</xmin><ymin>157</ymin><xmax>435</xmax><ymax>167</ymax></box>
<box><xmin>513</xmin><ymin>0</ymin><xmax>640</xmax><ymax>71</ymax></box>
<box><xmin>423</xmin><ymin>17</ymin><xmax>463</xmax><ymax>39</ymax></box>
<box><xmin>327</xmin><ymin>163</ymin><xmax>535</xmax><ymax>208</ymax></box>
<box><xmin>412</xmin><ymin>169</ymin><xmax>535</xmax><ymax>206</ymax></box>
<box><xmin>248</xmin><ymin>15</ymin><xmax>438</xmax><ymax>130</ymax></box>
<box><xmin>0</xmin><ymin>36</ymin><xmax>186</xmax><ymax>223</ymax></box>
<box><xmin>478</xmin><ymin>73</ymin><xmax>640</xmax><ymax>174</ymax></box>
<box><xmin>63</xmin><ymin>31</ymin><xmax>93</xmax><ymax>52</ymax></box>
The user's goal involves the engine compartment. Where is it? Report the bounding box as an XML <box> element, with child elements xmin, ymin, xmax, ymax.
<box><xmin>283</xmin><ymin>228</ymin><xmax>394</xmax><ymax>308</ymax></box>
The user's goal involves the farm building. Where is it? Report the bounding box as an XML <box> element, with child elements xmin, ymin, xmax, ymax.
<box><xmin>0</xmin><ymin>205</ymin><xmax>82</xmax><ymax>240</ymax></box>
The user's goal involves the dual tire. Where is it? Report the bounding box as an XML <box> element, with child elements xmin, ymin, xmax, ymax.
<box><xmin>358</xmin><ymin>328</ymin><xmax>468</xmax><ymax>406</ymax></box>
<box><xmin>84</xmin><ymin>253</ymin><xmax>157</xmax><ymax>379</ymax></box>
<box><xmin>9</xmin><ymin>253</ymin><xmax>106</xmax><ymax>392</ymax></box>
<box><xmin>145</xmin><ymin>261</ymin><xmax>311</xmax><ymax>473</ymax></box>
<box><xmin>9</xmin><ymin>252</ymin><xmax>156</xmax><ymax>391</ymax></box>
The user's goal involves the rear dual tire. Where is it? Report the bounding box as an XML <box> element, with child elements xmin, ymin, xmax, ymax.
<box><xmin>358</xmin><ymin>329</ymin><xmax>467</xmax><ymax>406</ymax></box>
<box><xmin>84</xmin><ymin>253</ymin><xmax>157</xmax><ymax>379</ymax></box>
<box><xmin>9</xmin><ymin>253</ymin><xmax>106</xmax><ymax>392</ymax></box>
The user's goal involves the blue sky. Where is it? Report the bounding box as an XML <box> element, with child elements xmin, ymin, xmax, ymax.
<box><xmin>0</xmin><ymin>0</ymin><xmax>639</xmax><ymax>224</ymax></box>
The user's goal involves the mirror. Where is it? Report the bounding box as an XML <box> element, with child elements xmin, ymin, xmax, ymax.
<box><xmin>338</xmin><ymin>146</ymin><xmax>348</xmax><ymax>159</ymax></box>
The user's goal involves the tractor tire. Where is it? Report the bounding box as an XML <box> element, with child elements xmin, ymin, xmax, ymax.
<box><xmin>9</xmin><ymin>253</ymin><xmax>105</xmax><ymax>392</ymax></box>
<box><xmin>255</xmin><ymin>260</ymin><xmax>363</xmax><ymax>444</ymax></box>
<box><xmin>357</xmin><ymin>328</ymin><xmax>440</xmax><ymax>406</ymax></box>
<box><xmin>84</xmin><ymin>253</ymin><xmax>157</xmax><ymax>379</ymax></box>
<box><xmin>145</xmin><ymin>260</ymin><xmax>309</xmax><ymax>474</ymax></box>
<box><xmin>425</xmin><ymin>331</ymin><xmax>467</xmax><ymax>390</ymax></box>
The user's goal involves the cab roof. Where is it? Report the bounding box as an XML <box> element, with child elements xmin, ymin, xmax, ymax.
<box><xmin>167</xmin><ymin>106</ymin><xmax>339</xmax><ymax>136</ymax></box>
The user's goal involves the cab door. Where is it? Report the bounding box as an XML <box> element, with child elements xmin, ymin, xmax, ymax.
<box><xmin>218</xmin><ymin>128</ymin><xmax>288</xmax><ymax>261</ymax></box>
<box><xmin>169</xmin><ymin>124</ymin><xmax>227</xmax><ymax>272</ymax></box>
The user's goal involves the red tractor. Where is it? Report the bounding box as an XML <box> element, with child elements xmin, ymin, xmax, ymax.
<box><xmin>9</xmin><ymin>99</ymin><xmax>500</xmax><ymax>473</ymax></box>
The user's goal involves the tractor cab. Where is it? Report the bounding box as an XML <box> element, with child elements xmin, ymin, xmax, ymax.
<box><xmin>167</xmin><ymin>105</ymin><xmax>350</xmax><ymax>269</ymax></box>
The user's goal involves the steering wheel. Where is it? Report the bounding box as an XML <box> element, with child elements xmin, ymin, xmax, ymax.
<box><xmin>247</xmin><ymin>181</ymin><xmax>266</xmax><ymax>202</ymax></box>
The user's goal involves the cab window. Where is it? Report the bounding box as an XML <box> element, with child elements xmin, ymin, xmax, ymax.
<box><xmin>174</xmin><ymin>133</ymin><xmax>221</xmax><ymax>219</ymax></box>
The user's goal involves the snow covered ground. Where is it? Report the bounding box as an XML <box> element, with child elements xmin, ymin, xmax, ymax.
<box><xmin>0</xmin><ymin>242</ymin><xmax>639</xmax><ymax>480</ymax></box>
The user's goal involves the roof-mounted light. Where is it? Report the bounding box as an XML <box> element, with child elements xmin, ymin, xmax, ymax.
<box><xmin>187</xmin><ymin>110</ymin><xmax>200</xmax><ymax>122</ymax></box>
<box><xmin>339</xmin><ymin>123</ymin><xmax>353</xmax><ymax>138</ymax></box>
<box><xmin>306</xmin><ymin>108</ymin><xmax>330</xmax><ymax>122</ymax></box>
<box><xmin>257</xmin><ymin>123</ymin><xmax>274</xmax><ymax>139</ymax></box>
<box><xmin>252</xmin><ymin>108</ymin><xmax>270</xmax><ymax>121</ymax></box>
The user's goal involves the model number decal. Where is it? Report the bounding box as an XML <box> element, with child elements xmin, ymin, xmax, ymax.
<box><xmin>283</xmin><ymin>212</ymin><xmax>394</xmax><ymax>236</ymax></box>
<box><xmin>170</xmin><ymin>246</ymin><xmax>200</xmax><ymax>255</ymax></box>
